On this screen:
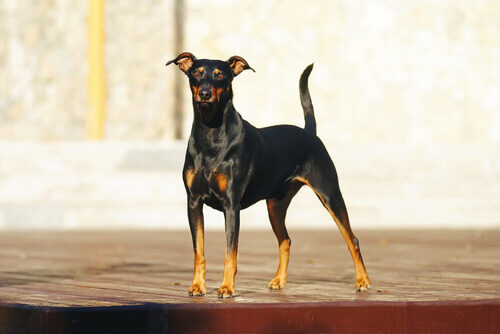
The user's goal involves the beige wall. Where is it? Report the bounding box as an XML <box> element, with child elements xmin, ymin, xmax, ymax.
<box><xmin>0</xmin><ymin>1</ymin><xmax>88</xmax><ymax>140</ymax></box>
<box><xmin>0</xmin><ymin>0</ymin><xmax>176</xmax><ymax>140</ymax></box>
<box><xmin>183</xmin><ymin>0</ymin><xmax>500</xmax><ymax>146</ymax></box>
<box><xmin>1</xmin><ymin>0</ymin><xmax>499</xmax><ymax>144</ymax></box>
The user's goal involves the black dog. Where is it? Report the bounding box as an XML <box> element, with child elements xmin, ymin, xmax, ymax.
<box><xmin>166</xmin><ymin>53</ymin><xmax>370</xmax><ymax>298</ymax></box>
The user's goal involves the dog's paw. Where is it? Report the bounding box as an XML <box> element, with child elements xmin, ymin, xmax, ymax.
<box><xmin>355</xmin><ymin>276</ymin><xmax>371</xmax><ymax>291</ymax></box>
<box><xmin>268</xmin><ymin>276</ymin><xmax>286</xmax><ymax>290</ymax></box>
<box><xmin>217</xmin><ymin>285</ymin><xmax>235</xmax><ymax>298</ymax></box>
<box><xmin>188</xmin><ymin>283</ymin><xmax>206</xmax><ymax>296</ymax></box>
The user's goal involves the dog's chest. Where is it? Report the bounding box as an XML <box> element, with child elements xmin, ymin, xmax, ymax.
<box><xmin>184</xmin><ymin>164</ymin><xmax>230</xmax><ymax>205</ymax></box>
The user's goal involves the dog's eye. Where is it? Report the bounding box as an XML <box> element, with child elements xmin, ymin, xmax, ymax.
<box><xmin>215</xmin><ymin>73</ymin><xmax>225</xmax><ymax>80</ymax></box>
<box><xmin>193</xmin><ymin>71</ymin><xmax>201</xmax><ymax>78</ymax></box>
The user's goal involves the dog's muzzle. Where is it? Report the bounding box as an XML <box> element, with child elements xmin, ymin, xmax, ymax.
<box><xmin>198</xmin><ymin>83</ymin><xmax>213</xmax><ymax>101</ymax></box>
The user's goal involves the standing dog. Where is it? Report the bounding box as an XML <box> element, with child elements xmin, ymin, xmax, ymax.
<box><xmin>166</xmin><ymin>53</ymin><xmax>371</xmax><ymax>298</ymax></box>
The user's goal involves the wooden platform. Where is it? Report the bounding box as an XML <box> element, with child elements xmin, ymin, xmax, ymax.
<box><xmin>0</xmin><ymin>229</ymin><xmax>499</xmax><ymax>333</ymax></box>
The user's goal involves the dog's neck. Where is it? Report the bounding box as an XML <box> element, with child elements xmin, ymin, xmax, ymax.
<box><xmin>189</xmin><ymin>95</ymin><xmax>244</xmax><ymax>153</ymax></box>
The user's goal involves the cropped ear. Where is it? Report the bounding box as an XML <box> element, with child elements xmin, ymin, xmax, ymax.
<box><xmin>227</xmin><ymin>56</ymin><xmax>255</xmax><ymax>76</ymax></box>
<box><xmin>166</xmin><ymin>52</ymin><xmax>197</xmax><ymax>73</ymax></box>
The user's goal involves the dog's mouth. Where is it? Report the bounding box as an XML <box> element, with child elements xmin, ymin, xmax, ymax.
<box><xmin>195</xmin><ymin>102</ymin><xmax>223</xmax><ymax>127</ymax></box>
<box><xmin>196</xmin><ymin>101</ymin><xmax>216</xmax><ymax>116</ymax></box>
<box><xmin>196</xmin><ymin>102</ymin><xmax>217</xmax><ymax>114</ymax></box>
<box><xmin>193</xmin><ymin>94</ymin><xmax>217</xmax><ymax>105</ymax></box>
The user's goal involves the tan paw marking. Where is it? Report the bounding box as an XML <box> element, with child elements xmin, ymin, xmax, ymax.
<box><xmin>268</xmin><ymin>276</ymin><xmax>286</xmax><ymax>290</ymax></box>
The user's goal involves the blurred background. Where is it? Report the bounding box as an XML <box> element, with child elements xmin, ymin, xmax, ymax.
<box><xmin>0</xmin><ymin>0</ymin><xmax>498</xmax><ymax>230</ymax></box>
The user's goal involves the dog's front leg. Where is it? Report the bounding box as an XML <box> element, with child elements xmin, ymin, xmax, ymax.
<box><xmin>188</xmin><ymin>199</ymin><xmax>206</xmax><ymax>296</ymax></box>
<box><xmin>218</xmin><ymin>206</ymin><xmax>240</xmax><ymax>298</ymax></box>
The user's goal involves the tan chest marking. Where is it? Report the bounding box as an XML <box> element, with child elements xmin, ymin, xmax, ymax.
<box><xmin>213</xmin><ymin>171</ymin><xmax>228</xmax><ymax>192</ymax></box>
<box><xmin>185</xmin><ymin>168</ymin><xmax>196</xmax><ymax>189</ymax></box>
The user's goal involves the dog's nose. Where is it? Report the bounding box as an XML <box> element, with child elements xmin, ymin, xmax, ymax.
<box><xmin>199</xmin><ymin>89</ymin><xmax>212</xmax><ymax>101</ymax></box>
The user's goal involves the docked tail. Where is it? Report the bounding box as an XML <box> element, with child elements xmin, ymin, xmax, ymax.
<box><xmin>300</xmin><ymin>63</ymin><xmax>316</xmax><ymax>135</ymax></box>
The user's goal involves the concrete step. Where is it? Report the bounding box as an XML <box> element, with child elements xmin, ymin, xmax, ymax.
<box><xmin>0</xmin><ymin>142</ymin><xmax>498</xmax><ymax>230</ymax></box>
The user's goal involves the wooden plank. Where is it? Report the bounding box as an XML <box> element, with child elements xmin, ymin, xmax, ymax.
<box><xmin>1</xmin><ymin>300</ymin><xmax>498</xmax><ymax>334</ymax></box>
<box><xmin>1</xmin><ymin>230</ymin><xmax>499</xmax><ymax>306</ymax></box>
<box><xmin>0</xmin><ymin>230</ymin><xmax>499</xmax><ymax>332</ymax></box>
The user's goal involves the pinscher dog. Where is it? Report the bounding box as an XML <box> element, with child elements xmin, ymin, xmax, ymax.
<box><xmin>166</xmin><ymin>52</ymin><xmax>371</xmax><ymax>298</ymax></box>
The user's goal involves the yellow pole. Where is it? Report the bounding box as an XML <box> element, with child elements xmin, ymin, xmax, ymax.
<box><xmin>87</xmin><ymin>0</ymin><xmax>105</xmax><ymax>140</ymax></box>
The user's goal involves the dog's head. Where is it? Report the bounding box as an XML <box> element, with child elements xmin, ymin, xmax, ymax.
<box><xmin>166</xmin><ymin>52</ymin><xmax>254</xmax><ymax>105</ymax></box>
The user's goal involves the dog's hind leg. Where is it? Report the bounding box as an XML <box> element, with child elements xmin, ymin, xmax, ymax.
<box><xmin>296</xmin><ymin>151</ymin><xmax>371</xmax><ymax>291</ymax></box>
<box><xmin>266</xmin><ymin>181</ymin><xmax>303</xmax><ymax>290</ymax></box>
